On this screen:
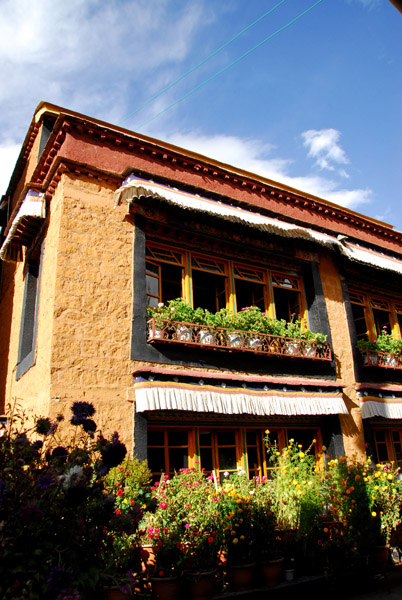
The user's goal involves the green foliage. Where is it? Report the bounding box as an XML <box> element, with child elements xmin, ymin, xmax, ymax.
<box><xmin>0</xmin><ymin>401</ymin><xmax>128</xmax><ymax>600</ymax></box>
<box><xmin>357</xmin><ymin>326</ymin><xmax>402</xmax><ymax>355</ymax></box>
<box><xmin>147</xmin><ymin>300</ymin><xmax>327</xmax><ymax>342</ymax></box>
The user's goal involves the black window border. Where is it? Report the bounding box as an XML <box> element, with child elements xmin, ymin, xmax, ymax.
<box><xmin>16</xmin><ymin>244</ymin><xmax>43</xmax><ymax>380</ymax></box>
<box><xmin>132</xmin><ymin>214</ymin><xmax>335</xmax><ymax>378</ymax></box>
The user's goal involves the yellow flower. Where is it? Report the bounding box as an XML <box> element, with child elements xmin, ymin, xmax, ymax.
<box><xmin>265</xmin><ymin>429</ymin><xmax>270</xmax><ymax>434</ymax></box>
<box><xmin>240</xmin><ymin>535</ymin><xmax>245</xmax><ymax>540</ymax></box>
<box><xmin>232</xmin><ymin>538</ymin><xmax>239</xmax><ymax>544</ymax></box>
<box><xmin>372</xmin><ymin>511</ymin><xmax>377</xmax><ymax>517</ymax></box>
<box><xmin>322</xmin><ymin>445</ymin><xmax>327</xmax><ymax>452</ymax></box>
<box><xmin>299</xmin><ymin>452</ymin><xmax>305</xmax><ymax>458</ymax></box>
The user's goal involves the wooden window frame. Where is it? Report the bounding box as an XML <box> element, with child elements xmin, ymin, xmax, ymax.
<box><xmin>146</xmin><ymin>241</ymin><xmax>308</xmax><ymax>322</ymax></box>
<box><xmin>349</xmin><ymin>289</ymin><xmax>402</xmax><ymax>341</ymax></box>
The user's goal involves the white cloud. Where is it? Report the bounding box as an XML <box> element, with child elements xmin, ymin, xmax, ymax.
<box><xmin>301</xmin><ymin>129</ymin><xmax>350</xmax><ymax>173</ymax></box>
<box><xmin>0</xmin><ymin>142</ymin><xmax>21</xmax><ymax>196</ymax></box>
<box><xmin>163</xmin><ymin>130</ymin><xmax>372</xmax><ymax>211</ymax></box>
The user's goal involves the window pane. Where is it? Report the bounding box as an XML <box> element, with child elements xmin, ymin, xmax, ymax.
<box><xmin>200</xmin><ymin>447</ymin><xmax>213</xmax><ymax>472</ymax></box>
<box><xmin>199</xmin><ymin>431</ymin><xmax>212</xmax><ymax>446</ymax></box>
<box><xmin>217</xmin><ymin>431</ymin><xmax>236</xmax><ymax>445</ymax></box>
<box><xmin>167</xmin><ymin>430</ymin><xmax>189</xmax><ymax>446</ymax></box>
<box><xmin>375</xmin><ymin>430</ymin><xmax>386</xmax><ymax>443</ymax></box>
<box><xmin>148</xmin><ymin>448</ymin><xmax>165</xmax><ymax>473</ymax></box>
<box><xmin>235</xmin><ymin>279</ymin><xmax>265</xmax><ymax>312</ymax></box>
<box><xmin>218</xmin><ymin>447</ymin><xmax>237</xmax><ymax>471</ymax></box>
<box><xmin>169</xmin><ymin>448</ymin><xmax>188</xmax><ymax>472</ymax></box>
<box><xmin>376</xmin><ymin>444</ymin><xmax>389</xmax><ymax>463</ymax></box>
<box><xmin>148</xmin><ymin>430</ymin><xmax>164</xmax><ymax>445</ymax></box>
<box><xmin>192</xmin><ymin>270</ymin><xmax>227</xmax><ymax>312</ymax></box>
<box><xmin>273</xmin><ymin>287</ymin><xmax>300</xmax><ymax>321</ymax></box>
<box><xmin>351</xmin><ymin>302</ymin><xmax>369</xmax><ymax>339</ymax></box>
<box><xmin>160</xmin><ymin>264</ymin><xmax>183</xmax><ymax>304</ymax></box>
<box><xmin>146</xmin><ymin>275</ymin><xmax>159</xmax><ymax>297</ymax></box>
<box><xmin>286</xmin><ymin>429</ymin><xmax>317</xmax><ymax>455</ymax></box>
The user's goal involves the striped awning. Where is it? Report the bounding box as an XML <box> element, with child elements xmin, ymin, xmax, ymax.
<box><xmin>339</xmin><ymin>241</ymin><xmax>402</xmax><ymax>276</ymax></box>
<box><xmin>114</xmin><ymin>175</ymin><xmax>402</xmax><ymax>275</ymax></box>
<box><xmin>0</xmin><ymin>190</ymin><xmax>46</xmax><ymax>261</ymax></box>
<box><xmin>359</xmin><ymin>392</ymin><xmax>402</xmax><ymax>419</ymax></box>
<box><xmin>134</xmin><ymin>376</ymin><xmax>347</xmax><ymax>416</ymax></box>
<box><xmin>114</xmin><ymin>175</ymin><xmax>337</xmax><ymax>247</ymax></box>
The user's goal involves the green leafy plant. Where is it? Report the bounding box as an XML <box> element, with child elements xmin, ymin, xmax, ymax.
<box><xmin>357</xmin><ymin>326</ymin><xmax>402</xmax><ymax>355</ymax></box>
<box><xmin>0</xmin><ymin>401</ymin><xmax>127</xmax><ymax>599</ymax></box>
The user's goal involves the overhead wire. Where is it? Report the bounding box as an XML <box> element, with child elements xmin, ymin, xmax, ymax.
<box><xmin>135</xmin><ymin>0</ymin><xmax>324</xmax><ymax>130</ymax></box>
<box><xmin>118</xmin><ymin>0</ymin><xmax>287</xmax><ymax>125</ymax></box>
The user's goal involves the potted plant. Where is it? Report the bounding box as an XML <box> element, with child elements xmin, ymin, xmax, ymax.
<box><xmin>0</xmin><ymin>401</ymin><xmax>128</xmax><ymax>600</ymax></box>
<box><xmin>218</xmin><ymin>471</ymin><xmax>256</xmax><ymax>591</ymax></box>
<box><xmin>357</xmin><ymin>326</ymin><xmax>402</xmax><ymax>367</ymax></box>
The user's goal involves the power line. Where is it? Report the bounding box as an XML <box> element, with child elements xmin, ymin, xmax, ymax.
<box><xmin>136</xmin><ymin>0</ymin><xmax>323</xmax><ymax>130</ymax></box>
<box><xmin>118</xmin><ymin>0</ymin><xmax>287</xmax><ymax>125</ymax></box>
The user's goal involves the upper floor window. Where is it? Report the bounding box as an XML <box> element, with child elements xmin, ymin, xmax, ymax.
<box><xmin>145</xmin><ymin>242</ymin><xmax>306</xmax><ymax>321</ymax></box>
<box><xmin>349</xmin><ymin>289</ymin><xmax>402</xmax><ymax>341</ymax></box>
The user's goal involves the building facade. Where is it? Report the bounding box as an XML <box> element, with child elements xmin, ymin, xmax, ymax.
<box><xmin>1</xmin><ymin>102</ymin><xmax>402</xmax><ymax>480</ymax></box>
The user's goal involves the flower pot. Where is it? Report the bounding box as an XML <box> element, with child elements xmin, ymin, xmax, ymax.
<box><xmin>176</xmin><ymin>325</ymin><xmax>193</xmax><ymax>342</ymax></box>
<box><xmin>284</xmin><ymin>341</ymin><xmax>300</xmax><ymax>356</ymax></box>
<box><xmin>371</xmin><ymin>545</ymin><xmax>390</xmax><ymax>572</ymax></box>
<box><xmin>260</xmin><ymin>556</ymin><xmax>284</xmax><ymax>586</ymax></box>
<box><xmin>198</xmin><ymin>330</ymin><xmax>216</xmax><ymax>345</ymax></box>
<box><xmin>246</xmin><ymin>337</ymin><xmax>262</xmax><ymax>350</ymax></box>
<box><xmin>140</xmin><ymin>544</ymin><xmax>156</xmax><ymax>572</ymax></box>
<box><xmin>227</xmin><ymin>333</ymin><xmax>243</xmax><ymax>348</ymax></box>
<box><xmin>303</xmin><ymin>344</ymin><xmax>316</xmax><ymax>358</ymax></box>
<box><xmin>104</xmin><ymin>587</ymin><xmax>130</xmax><ymax>600</ymax></box>
<box><xmin>384</xmin><ymin>353</ymin><xmax>398</xmax><ymax>368</ymax></box>
<box><xmin>284</xmin><ymin>568</ymin><xmax>295</xmax><ymax>582</ymax></box>
<box><xmin>150</xmin><ymin>576</ymin><xmax>181</xmax><ymax>600</ymax></box>
<box><xmin>227</xmin><ymin>562</ymin><xmax>255</xmax><ymax>592</ymax></box>
<box><xmin>148</xmin><ymin>326</ymin><xmax>164</xmax><ymax>339</ymax></box>
<box><xmin>186</xmin><ymin>570</ymin><xmax>217</xmax><ymax>600</ymax></box>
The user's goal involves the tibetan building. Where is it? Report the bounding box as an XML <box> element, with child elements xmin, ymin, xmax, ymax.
<box><xmin>1</xmin><ymin>102</ymin><xmax>402</xmax><ymax>480</ymax></box>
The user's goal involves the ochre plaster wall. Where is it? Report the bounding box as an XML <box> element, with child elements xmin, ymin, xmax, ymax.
<box><xmin>318</xmin><ymin>251</ymin><xmax>365</xmax><ymax>458</ymax></box>
<box><xmin>0</xmin><ymin>175</ymin><xmax>64</xmax><ymax>421</ymax></box>
<box><xmin>47</xmin><ymin>174</ymin><xmax>135</xmax><ymax>451</ymax></box>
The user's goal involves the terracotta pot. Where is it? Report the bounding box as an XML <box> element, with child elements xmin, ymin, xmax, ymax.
<box><xmin>260</xmin><ymin>556</ymin><xmax>284</xmax><ymax>586</ymax></box>
<box><xmin>186</xmin><ymin>570</ymin><xmax>217</xmax><ymax>600</ymax></box>
<box><xmin>150</xmin><ymin>576</ymin><xmax>181</xmax><ymax>600</ymax></box>
<box><xmin>103</xmin><ymin>587</ymin><xmax>129</xmax><ymax>600</ymax></box>
<box><xmin>371</xmin><ymin>545</ymin><xmax>390</xmax><ymax>572</ymax></box>
<box><xmin>227</xmin><ymin>562</ymin><xmax>255</xmax><ymax>591</ymax></box>
<box><xmin>140</xmin><ymin>544</ymin><xmax>156</xmax><ymax>572</ymax></box>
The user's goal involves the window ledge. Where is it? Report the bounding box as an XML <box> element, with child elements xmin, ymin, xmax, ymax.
<box><xmin>360</xmin><ymin>350</ymin><xmax>402</xmax><ymax>370</ymax></box>
<box><xmin>147</xmin><ymin>318</ymin><xmax>332</xmax><ymax>361</ymax></box>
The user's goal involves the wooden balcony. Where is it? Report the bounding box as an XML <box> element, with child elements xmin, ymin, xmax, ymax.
<box><xmin>360</xmin><ymin>350</ymin><xmax>402</xmax><ymax>370</ymax></box>
<box><xmin>147</xmin><ymin>318</ymin><xmax>332</xmax><ymax>361</ymax></box>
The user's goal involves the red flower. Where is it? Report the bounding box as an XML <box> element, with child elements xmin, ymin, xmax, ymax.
<box><xmin>208</xmin><ymin>536</ymin><xmax>214</xmax><ymax>544</ymax></box>
<box><xmin>115</xmin><ymin>509</ymin><xmax>121</xmax><ymax>516</ymax></box>
<box><xmin>117</xmin><ymin>488</ymin><xmax>124</xmax><ymax>496</ymax></box>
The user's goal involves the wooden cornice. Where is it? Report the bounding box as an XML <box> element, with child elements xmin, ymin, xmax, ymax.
<box><xmin>6</xmin><ymin>103</ymin><xmax>402</xmax><ymax>255</ymax></box>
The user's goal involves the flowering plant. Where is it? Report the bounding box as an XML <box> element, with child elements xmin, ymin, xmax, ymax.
<box><xmin>218</xmin><ymin>471</ymin><xmax>255</xmax><ymax>565</ymax></box>
<box><xmin>357</xmin><ymin>326</ymin><xmax>402</xmax><ymax>355</ymax></box>
<box><xmin>365</xmin><ymin>461</ymin><xmax>402</xmax><ymax>545</ymax></box>
<box><xmin>264</xmin><ymin>433</ymin><xmax>322</xmax><ymax>533</ymax></box>
<box><xmin>249</xmin><ymin>476</ymin><xmax>278</xmax><ymax>560</ymax></box>
<box><xmin>147</xmin><ymin>300</ymin><xmax>327</xmax><ymax>343</ymax></box>
<box><xmin>0</xmin><ymin>401</ymin><xmax>127</xmax><ymax>599</ymax></box>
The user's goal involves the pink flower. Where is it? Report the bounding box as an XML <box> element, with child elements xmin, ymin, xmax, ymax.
<box><xmin>160</xmin><ymin>502</ymin><xmax>167</xmax><ymax>510</ymax></box>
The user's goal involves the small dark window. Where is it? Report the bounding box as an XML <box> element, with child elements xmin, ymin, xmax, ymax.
<box><xmin>16</xmin><ymin>247</ymin><xmax>42</xmax><ymax>379</ymax></box>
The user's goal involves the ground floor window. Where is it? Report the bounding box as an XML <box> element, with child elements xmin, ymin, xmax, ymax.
<box><xmin>372</xmin><ymin>429</ymin><xmax>402</xmax><ymax>469</ymax></box>
<box><xmin>147</xmin><ymin>424</ymin><xmax>321</xmax><ymax>480</ymax></box>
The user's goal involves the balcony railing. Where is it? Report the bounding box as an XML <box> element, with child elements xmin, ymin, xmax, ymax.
<box><xmin>360</xmin><ymin>350</ymin><xmax>402</xmax><ymax>370</ymax></box>
<box><xmin>147</xmin><ymin>318</ymin><xmax>332</xmax><ymax>361</ymax></box>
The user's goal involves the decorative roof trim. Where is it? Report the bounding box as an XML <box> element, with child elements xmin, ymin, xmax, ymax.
<box><xmin>134</xmin><ymin>375</ymin><xmax>347</xmax><ymax>416</ymax></box>
<box><xmin>0</xmin><ymin>190</ymin><xmax>46</xmax><ymax>261</ymax></box>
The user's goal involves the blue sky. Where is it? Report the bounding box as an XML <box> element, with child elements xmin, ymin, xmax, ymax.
<box><xmin>0</xmin><ymin>0</ymin><xmax>401</xmax><ymax>232</ymax></box>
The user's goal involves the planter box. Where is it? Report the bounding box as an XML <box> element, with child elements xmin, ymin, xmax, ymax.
<box><xmin>147</xmin><ymin>318</ymin><xmax>332</xmax><ymax>361</ymax></box>
<box><xmin>360</xmin><ymin>350</ymin><xmax>402</xmax><ymax>370</ymax></box>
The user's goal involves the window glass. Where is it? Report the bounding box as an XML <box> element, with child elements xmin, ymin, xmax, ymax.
<box><xmin>192</xmin><ymin>269</ymin><xmax>227</xmax><ymax>312</ymax></box>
